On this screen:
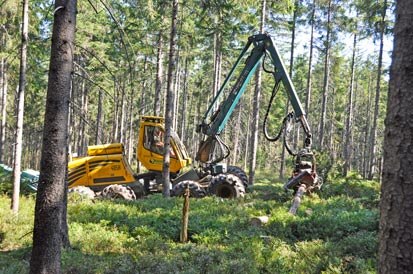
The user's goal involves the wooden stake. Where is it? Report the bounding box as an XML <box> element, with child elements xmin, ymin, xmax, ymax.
<box><xmin>180</xmin><ymin>185</ymin><xmax>190</xmax><ymax>242</ymax></box>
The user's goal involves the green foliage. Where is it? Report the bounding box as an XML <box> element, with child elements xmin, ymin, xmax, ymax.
<box><xmin>0</xmin><ymin>173</ymin><xmax>380</xmax><ymax>273</ymax></box>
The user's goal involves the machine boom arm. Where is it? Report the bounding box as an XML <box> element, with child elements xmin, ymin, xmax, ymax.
<box><xmin>196</xmin><ymin>34</ymin><xmax>312</xmax><ymax>164</ymax></box>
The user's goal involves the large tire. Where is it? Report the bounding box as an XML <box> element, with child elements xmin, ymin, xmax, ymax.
<box><xmin>209</xmin><ymin>173</ymin><xmax>245</xmax><ymax>199</ymax></box>
<box><xmin>101</xmin><ymin>184</ymin><xmax>136</xmax><ymax>200</ymax></box>
<box><xmin>227</xmin><ymin>165</ymin><xmax>249</xmax><ymax>189</ymax></box>
<box><xmin>128</xmin><ymin>180</ymin><xmax>146</xmax><ymax>198</ymax></box>
<box><xmin>171</xmin><ymin>180</ymin><xmax>206</xmax><ymax>198</ymax></box>
<box><xmin>69</xmin><ymin>186</ymin><xmax>96</xmax><ymax>199</ymax></box>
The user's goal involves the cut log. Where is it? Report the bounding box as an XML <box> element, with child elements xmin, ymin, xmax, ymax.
<box><xmin>289</xmin><ymin>184</ymin><xmax>307</xmax><ymax>215</ymax></box>
<box><xmin>250</xmin><ymin>216</ymin><xmax>269</xmax><ymax>227</ymax></box>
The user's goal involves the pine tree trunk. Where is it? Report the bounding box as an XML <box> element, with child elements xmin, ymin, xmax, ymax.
<box><xmin>80</xmin><ymin>81</ymin><xmax>88</xmax><ymax>153</ymax></box>
<box><xmin>173</xmin><ymin>52</ymin><xmax>180</xmax><ymax>130</ymax></box>
<box><xmin>30</xmin><ymin>0</ymin><xmax>76</xmax><ymax>272</ymax></box>
<box><xmin>232</xmin><ymin>104</ymin><xmax>242</xmax><ymax>165</ymax></box>
<box><xmin>11</xmin><ymin>0</ymin><xmax>29</xmax><ymax>214</ymax></box>
<box><xmin>112</xmin><ymin>82</ymin><xmax>119</xmax><ymax>142</ymax></box>
<box><xmin>0</xmin><ymin>56</ymin><xmax>7</xmax><ymax>163</ymax></box>
<box><xmin>362</xmin><ymin>74</ymin><xmax>373</xmax><ymax>178</ymax></box>
<box><xmin>154</xmin><ymin>31</ymin><xmax>164</xmax><ymax>116</ymax></box>
<box><xmin>119</xmin><ymin>82</ymin><xmax>126</xmax><ymax>143</ymax></box>
<box><xmin>212</xmin><ymin>27</ymin><xmax>222</xmax><ymax>99</ymax></box>
<box><xmin>248</xmin><ymin>0</ymin><xmax>266</xmax><ymax>185</ymax></box>
<box><xmin>280</xmin><ymin>0</ymin><xmax>298</xmax><ymax>178</ymax></box>
<box><xmin>127</xmin><ymin>85</ymin><xmax>136</xmax><ymax>163</ymax></box>
<box><xmin>379</xmin><ymin>0</ymin><xmax>413</xmax><ymax>270</ymax></box>
<box><xmin>328</xmin><ymin>87</ymin><xmax>336</xmax><ymax>155</ymax></box>
<box><xmin>319</xmin><ymin>0</ymin><xmax>332</xmax><ymax>149</ymax></box>
<box><xmin>162</xmin><ymin>0</ymin><xmax>178</xmax><ymax>197</ymax></box>
<box><xmin>368</xmin><ymin>0</ymin><xmax>387</xmax><ymax>179</ymax></box>
<box><xmin>343</xmin><ymin>32</ymin><xmax>357</xmax><ymax>176</ymax></box>
<box><xmin>95</xmin><ymin>89</ymin><xmax>104</xmax><ymax>144</ymax></box>
<box><xmin>180</xmin><ymin>58</ymin><xmax>189</xmax><ymax>140</ymax></box>
<box><xmin>305</xmin><ymin>0</ymin><xmax>316</xmax><ymax>115</ymax></box>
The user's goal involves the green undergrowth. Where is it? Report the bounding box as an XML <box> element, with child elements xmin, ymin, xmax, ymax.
<box><xmin>0</xmin><ymin>171</ymin><xmax>379</xmax><ymax>273</ymax></box>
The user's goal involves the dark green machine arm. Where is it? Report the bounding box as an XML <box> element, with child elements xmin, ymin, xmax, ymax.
<box><xmin>196</xmin><ymin>34</ymin><xmax>312</xmax><ymax>164</ymax></box>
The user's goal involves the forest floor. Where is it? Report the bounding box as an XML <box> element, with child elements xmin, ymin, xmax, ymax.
<box><xmin>0</xmin><ymin>171</ymin><xmax>379</xmax><ymax>274</ymax></box>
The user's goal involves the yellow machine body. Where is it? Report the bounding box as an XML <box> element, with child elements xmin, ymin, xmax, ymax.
<box><xmin>137</xmin><ymin>116</ymin><xmax>191</xmax><ymax>174</ymax></box>
<box><xmin>68</xmin><ymin>143</ymin><xmax>136</xmax><ymax>189</ymax></box>
<box><xmin>68</xmin><ymin>116</ymin><xmax>191</xmax><ymax>190</ymax></box>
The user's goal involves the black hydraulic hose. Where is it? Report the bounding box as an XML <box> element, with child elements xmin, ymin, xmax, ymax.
<box><xmin>282</xmin><ymin>113</ymin><xmax>298</xmax><ymax>156</ymax></box>
<box><xmin>284</xmin><ymin>136</ymin><xmax>297</xmax><ymax>156</ymax></box>
<box><xmin>263</xmin><ymin>80</ymin><xmax>284</xmax><ymax>142</ymax></box>
<box><xmin>261</xmin><ymin>52</ymin><xmax>298</xmax><ymax>155</ymax></box>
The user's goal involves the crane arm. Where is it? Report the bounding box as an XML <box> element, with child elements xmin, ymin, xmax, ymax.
<box><xmin>196</xmin><ymin>34</ymin><xmax>312</xmax><ymax>164</ymax></box>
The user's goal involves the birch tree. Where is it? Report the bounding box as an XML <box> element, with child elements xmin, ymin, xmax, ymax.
<box><xmin>11</xmin><ymin>0</ymin><xmax>29</xmax><ymax>214</ymax></box>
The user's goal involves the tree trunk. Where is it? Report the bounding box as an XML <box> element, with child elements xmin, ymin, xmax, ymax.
<box><xmin>162</xmin><ymin>0</ymin><xmax>178</xmax><ymax>197</ymax></box>
<box><xmin>119</xmin><ymin>82</ymin><xmax>126</xmax><ymax>143</ymax></box>
<box><xmin>29</xmin><ymin>0</ymin><xmax>76</xmax><ymax>272</ymax></box>
<box><xmin>0</xmin><ymin>57</ymin><xmax>7</xmax><ymax>163</ymax></box>
<box><xmin>232</xmin><ymin>104</ymin><xmax>242</xmax><ymax>165</ymax></box>
<box><xmin>305</xmin><ymin>0</ymin><xmax>316</xmax><ymax>115</ymax></box>
<box><xmin>280</xmin><ymin>0</ymin><xmax>298</xmax><ymax>178</ymax></box>
<box><xmin>343</xmin><ymin>32</ymin><xmax>357</xmax><ymax>176</ymax></box>
<box><xmin>362</xmin><ymin>73</ymin><xmax>373</xmax><ymax>178</ymax></box>
<box><xmin>319</xmin><ymin>0</ymin><xmax>332</xmax><ymax>149</ymax></box>
<box><xmin>112</xmin><ymin>82</ymin><xmax>119</xmax><ymax>142</ymax></box>
<box><xmin>173</xmin><ymin>52</ymin><xmax>180</xmax><ymax>130</ymax></box>
<box><xmin>368</xmin><ymin>0</ymin><xmax>387</xmax><ymax>180</ymax></box>
<box><xmin>179</xmin><ymin>58</ymin><xmax>189</xmax><ymax>140</ymax></box>
<box><xmin>248</xmin><ymin>0</ymin><xmax>266</xmax><ymax>185</ymax></box>
<box><xmin>127</xmin><ymin>85</ymin><xmax>136</xmax><ymax>163</ymax></box>
<box><xmin>154</xmin><ymin>31</ymin><xmax>164</xmax><ymax>116</ymax></box>
<box><xmin>212</xmin><ymin>26</ymin><xmax>222</xmax><ymax>100</ymax></box>
<box><xmin>80</xmin><ymin>80</ymin><xmax>88</xmax><ymax>153</ymax></box>
<box><xmin>379</xmin><ymin>0</ymin><xmax>413</xmax><ymax>271</ymax></box>
<box><xmin>95</xmin><ymin>89</ymin><xmax>104</xmax><ymax>144</ymax></box>
<box><xmin>11</xmin><ymin>0</ymin><xmax>29</xmax><ymax>214</ymax></box>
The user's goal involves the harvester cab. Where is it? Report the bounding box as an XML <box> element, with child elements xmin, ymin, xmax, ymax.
<box><xmin>137</xmin><ymin>116</ymin><xmax>191</xmax><ymax>174</ymax></box>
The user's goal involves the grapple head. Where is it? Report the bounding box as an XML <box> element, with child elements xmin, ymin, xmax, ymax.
<box><xmin>284</xmin><ymin>148</ymin><xmax>322</xmax><ymax>192</ymax></box>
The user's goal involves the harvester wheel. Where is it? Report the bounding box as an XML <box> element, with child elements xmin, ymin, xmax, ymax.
<box><xmin>101</xmin><ymin>184</ymin><xmax>136</xmax><ymax>200</ymax></box>
<box><xmin>209</xmin><ymin>174</ymin><xmax>245</xmax><ymax>199</ymax></box>
<box><xmin>172</xmin><ymin>180</ymin><xmax>206</xmax><ymax>198</ymax></box>
<box><xmin>128</xmin><ymin>180</ymin><xmax>146</xmax><ymax>198</ymax></box>
<box><xmin>227</xmin><ymin>165</ymin><xmax>249</xmax><ymax>189</ymax></box>
<box><xmin>68</xmin><ymin>186</ymin><xmax>96</xmax><ymax>199</ymax></box>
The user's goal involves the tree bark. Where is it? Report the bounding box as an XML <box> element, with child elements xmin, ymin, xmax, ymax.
<box><xmin>368</xmin><ymin>0</ymin><xmax>387</xmax><ymax>179</ymax></box>
<box><xmin>95</xmin><ymin>89</ymin><xmax>104</xmax><ymax>144</ymax></box>
<box><xmin>232</xmin><ymin>104</ymin><xmax>242</xmax><ymax>165</ymax></box>
<box><xmin>305</xmin><ymin>0</ymin><xmax>316</xmax><ymax>115</ymax></box>
<box><xmin>179</xmin><ymin>58</ymin><xmax>189</xmax><ymax>140</ymax></box>
<box><xmin>280</xmin><ymin>0</ymin><xmax>298</xmax><ymax>178</ymax></box>
<box><xmin>162</xmin><ymin>0</ymin><xmax>178</xmax><ymax>197</ymax></box>
<box><xmin>0</xmin><ymin>56</ymin><xmax>7</xmax><ymax>163</ymax></box>
<box><xmin>11</xmin><ymin>0</ymin><xmax>29</xmax><ymax>214</ymax></box>
<box><xmin>379</xmin><ymin>0</ymin><xmax>413</xmax><ymax>271</ymax></box>
<box><xmin>319</xmin><ymin>0</ymin><xmax>332</xmax><ymax>149</ymax></box>
<box><xmin>154</xmin><ymin>31</ymin><xmax>164</xmax><ymax>116</ymax></box>
<box><xmin>343</xmin><ymin>32</ymin><xmax>357</xmax><ymax>176</ymax></box>
<box><xmin>248</xmin><ymin>0</ymin><xmax>265</xmax><ymax>185</ymax></box>
<box><xmin>30</xmin><ymin>0</ymin><xmax>77</xmax><ymax>272</ymax></box>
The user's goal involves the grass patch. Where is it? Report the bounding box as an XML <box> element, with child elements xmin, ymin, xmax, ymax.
<box><xmin>0</xmin><ymin>171</ymin><xmax>379</xmax><ymax>273</ymax></box>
